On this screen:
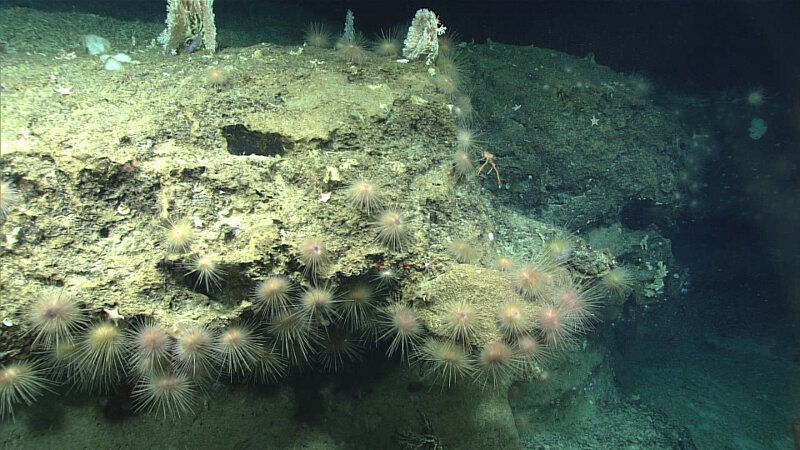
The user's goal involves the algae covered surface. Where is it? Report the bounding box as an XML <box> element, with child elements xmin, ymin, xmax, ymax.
<box><xmin>0</xmin><ymin>5</ymin><xmax>696</xmax><ymax>450</ymax></box>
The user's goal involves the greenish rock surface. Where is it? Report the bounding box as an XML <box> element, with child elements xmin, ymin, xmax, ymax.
<box><xmin>0</xmin><ymin>6</ymin><xmax>691</xmax><ymax>449</ymax></box>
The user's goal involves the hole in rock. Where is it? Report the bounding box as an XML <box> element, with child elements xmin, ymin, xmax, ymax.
<box><xmin>222</xmin><ymin>125</ymin><xmax>291</xmax><ymax>157</ymax></box>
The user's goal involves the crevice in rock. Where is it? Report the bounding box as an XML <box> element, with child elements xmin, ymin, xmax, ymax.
<box><xmin>222</xmin><ymin>125</ymin><xmax>291</xmax><ymax>157</ymax></box>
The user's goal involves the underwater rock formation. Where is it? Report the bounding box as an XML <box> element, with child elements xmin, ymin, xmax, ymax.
<box><xmin>0</xmin><ymin>6</ymin><xmax>692</xmax><ymax>448</ymax></box>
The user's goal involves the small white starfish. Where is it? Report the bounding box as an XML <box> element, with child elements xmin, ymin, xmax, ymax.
<box><xmin>104</xmin><ymin>307</ymin><xmax>125</xmax><ymax>326</ymax></box>
<box><xmin>590</xmin><ymin>115</ymin><xmax>599</xmax><ymax>126</ymax></box>
<box><xmin>54</xmin><ymin>86</ymin><xmax>73</xmax><ymax>95</ymax></box>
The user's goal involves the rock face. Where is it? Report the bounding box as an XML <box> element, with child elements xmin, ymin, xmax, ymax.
<box><xmin>0</xmin><ymin>6</ymin><xmax>688</xmax><ymax>447</ymax></box>
<box><xmin>468</xmin><ymin>43</ymin><xmax>691</xmax><ymax>227</ymax></box>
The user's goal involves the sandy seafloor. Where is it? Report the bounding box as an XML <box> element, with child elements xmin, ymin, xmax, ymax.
<box><xmin>1</xmin><ymin>3</ymin><xmax>799</xmax><ymax>450</ymax></box>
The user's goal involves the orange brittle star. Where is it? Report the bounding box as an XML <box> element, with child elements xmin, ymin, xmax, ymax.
<box><xmin>477</xmin><ymin>148</ymin><xmax>502</xmax><ymax>188</ymax></box>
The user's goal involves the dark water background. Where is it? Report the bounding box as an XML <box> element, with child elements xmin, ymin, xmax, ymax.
<box><xmin>9</xmin><ymin>0</ymin><xmax>800</xmax><ymax>93</ymax></box>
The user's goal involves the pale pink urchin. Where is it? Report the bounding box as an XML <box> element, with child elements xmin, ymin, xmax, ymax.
<box><xmin>161</xmin><ymin>217</ymin><xmax>194</xmax><ymax>254</ymax></box>
<box><xmin>252</xmin><ymin>276</ymin><xmax>293</xmax><ymax>317</ymax></box>
<box><xmin>213</xmin><ymin>323</ymin><xmax>264</xmax><ymax>380</ymax></box>
<box><xmin>174</xmin><ymin>324</ymin><xmax>217</xmax><ymax>379</ymax></box>
<box><xmin>128</xmin><ymin>319</ymin><xmax>172</xmax><ymax>376</ymax></box>
<box><xmin>299</xmin><ymin>285</ymin><xmax>339</xmax><ymax>324</ymax></box>
<box><xmin>513</xmin><ymin>261</ymin><xmax>557</xmax><ymax>301</ymax></box>
<box><xmin>305</xmin><ymin>22</ymin><xmax>330</xmax><ymax>48</ymax></box>
<box><xmin>346</xmin><ymin>179</ymin><xmax>384</xmax><ymax>215</ymax></box>
<box><xmin>268</xmin><ymin>309</ymin><xmax>321</xmax><ymax>366</ymax></box>
<box><xmin>0</xmin><ymin>360</ymin><xmax>50</xmax><ymax>420</ymax></box>
<box><xmin>183</xmin><ymin>253</ymin><xmax>225</xmax><ymax>291</ymax></box>
<box><xmin>418</xmin><ymin>338</ymin><xmax>473</xmax><ymax>388</ymax></box>
<box><xmin>552</xmin><ymin>281</ymin><xmax>602</xmax><ymax>331</ymax></box>
<box><xmin>340</xmin><ymin>283</ymin><xmax>377</xmax><ymax>330</ymax></box>
<box><xmin>298</xmin><ymin>237</ymin><xmax>329</xmax><ymax>279</ymax></box>
<box><xmin>600</xmin><ymin>266</ymin><xmax>635</xmax><ymax>298</ymax></box>
<box><xmin>75</xmin><ymin>322</ymin><xmax>128</xmax><ymax>392</ymax></box>
<box><xmin>375</xmin><ymin>210</ymin><xmax>411</xmax><ymax>251</ymax></box>
<box><xmin>0</xmin><ymin>179</ymin><xmax>19</xmax><ymax>220</ymax></box>
<box><xmin>132</xmin><ymin>372</ymin><xmax>196</xmax><ymax>420</ymax></box>
<box><xmin>380</xmin><ymin>302</ymin><xmax>423</xmax><ymax>361</ymax></box>
<box><xmin>318</xmin><ymin>327</ymin><xmax>363</xmax><ymax>372</ymax></box>
<box><xmin>476</xmin><ymin>341</ymin><xmax>518</xmax><ymax>389</ymax></box>
<box><xmin>536</xmin><ymin>304</ymin><xmax>576</xmax><ymax>349</ymax></box>
<box><xmin>497</xmin><ymin>301</ymin><xmax>532</xmax><ymax>338</ymax></box>
<box><xmin>27</xmin><ymin>290</ymin><xmax>88</xmax><ymax>349</ymax></box>
<box><xmin>514</xmin><ymin>334</ymin><xmax>550</xmax><ymax>375</ymax></box>
<box><xmin>442</xmin><ymin>299</ymin><xmax>479</xmax><ymax>344</ymax></box>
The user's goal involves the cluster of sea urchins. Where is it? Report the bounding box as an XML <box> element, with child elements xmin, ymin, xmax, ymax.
<box><xmin>2</xmin><ymin>188</ymin><xmax>634</xmax><ymax>422</ymax></box>
<box><xmin>2</xmin><ymin>179</ymin><xmax>634</xmax><ymax>423</ymax></box>
<box><xmin>2</xmin><ymin>273</ymin><xmax>403</xmax><ymax>421</ymax></box>
<box><xmin>409</xmin><ymin>235</ymin><xmax>628</xmax><ymax>391</ymax></box>
<box><xmin>2</xmin><ymin>177</ymin><xmax>635</xmax><ymax>424</ymax></box>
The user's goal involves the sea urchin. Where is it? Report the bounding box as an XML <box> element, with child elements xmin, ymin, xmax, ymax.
<box><xmin>0</xmin><ymin>360</ymin><xmax>49</xmax><ymax>420</ymax></box>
